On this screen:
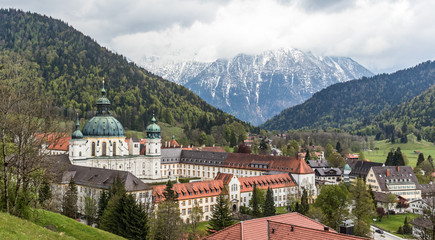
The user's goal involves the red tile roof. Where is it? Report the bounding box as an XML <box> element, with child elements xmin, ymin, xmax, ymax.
<box><xmin>36</xmin><ymin>133</ymin><xmax>71</xmax><ymax>151</ymax></box>
<box><xmin>152</xmin><ymin>180</ymin><xmax>224</xmax><ymax>203</ymax></box>
<box><xmin>215</xmin><ymin>173</ymin><xmax>233</xmax><ymax>184</ymax></box>
<box><xmin>204</xmin><ymin>212</ymin><xmax>345</xmax><ymax>240</ymax></box>
<box><xmin>224</xmin><ymin>153</ymin><xmax>314</xmax><ymax>174</ymax></box>
<box><xmin>267</xmin><ymin>221</ymin><xmax>368</xmax><ymax>240</ymax></box>
<box><xmin>238</xmin><ymin>174</ymin><xmax>295</xmax><ymax>193</ymax></box>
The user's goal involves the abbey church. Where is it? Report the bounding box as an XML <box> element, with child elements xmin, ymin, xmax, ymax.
<box><xmin>67</xmin><ymin>81</ymin><xmax>316</xmax><ymax>196</ymax></box>
<box><xmin>68</xmin><ymin>81</ymin><xmax>162</xmax><ymax>180</ymax></box>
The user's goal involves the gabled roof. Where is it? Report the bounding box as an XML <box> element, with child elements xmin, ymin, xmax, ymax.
<box><xmin>152</xmin><ymin>180</ymin><xmax>224</xmax><ymax>202</ymax></box>
<box><xmin>267</xmin><ymin>221</ymin><xmax>368</xmax><ymax>240</ymax></box>
<box><xmin>315</xmin><ymin>168</ymin><xmax>342</xmax><ymax>177</ymax></box>
<box><xmin>36</xmin><ymin>133</ymin><xmax>71</xmax><ymax>151</ymax></box>
<box><xmin>204</xmin><ymin>212</ymin><xmax>345</xmax><ymax>240</ymax></box>
<box><xmin>371</xmin><ymin>166</ymin><xmax>420</xmax><ymax>192</ymax></box>
<box><xmin>238</xmin><ymin>174</ymin><xmax>295</xmax><ymax>193</ymax></box>
<box><xmin>349</xmin><ymin>160</ymin><xmax>383</xmax><ymax>178</ymax></box>
<box><xmin>215</xmin><ymin>173</ymin><xmax>234</xmax><ymax>185</ymax></box>
<box><xmin>45</xmin><ymin>155</ymin><xmax>151</xmax><ymax>192</ymax></box>
<box><xmin>308</xmin><ymin>160</ymin><xmax>328</xmax><ymax>168</ymax></box>
<box><xmin>373</xmin><ymin>191</ymin><xmax>398</xmax><ymax>203</ymax></box>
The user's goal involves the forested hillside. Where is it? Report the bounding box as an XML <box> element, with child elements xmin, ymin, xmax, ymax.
<box><xmin>261</xmin><ymin>61</ymin><xmax>435</xmax><ymax>132</ymax></box>
<box><xmin>361</xmin><ymin>86</ymin><xmax>435</xmax><ymax>142</ymax></box>
<box><xmin>0</xmin><ymin>9</ymin><xmax>256</xmax><ymax>137</ymax></box>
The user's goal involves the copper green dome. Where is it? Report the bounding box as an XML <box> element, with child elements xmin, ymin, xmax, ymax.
<box><xmin>81</xmin><ymin>79</ymin><xmax>125</xmax><ymax>137</ymax></box>
<box><xmin>82</xmin><ymin>115</ymin><xmax>125</xmax><ymax>137</ymax></box>
<box><xmin>71</xmin><ymin>115</ymin><xmax>83</xmax><ymax>139</ymax></box>
<box><xmin>146</xmin><ymin>116</ymin><xmax>160</xmax><ymax>139</ymax></box>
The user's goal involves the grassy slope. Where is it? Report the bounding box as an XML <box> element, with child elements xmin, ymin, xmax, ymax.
<box><xmin>30</xmin><ymin>209</ymin><xmax>124</xmax><ymax>240</ymax></box>
<box><xmin>364</xmin><ymin>135</ymin><xmax>435</xmax><ymax>167</ymax></box>
<box><xmin>0</xmin><ymin>211</ymin><xmax>73</xmax><ymax>240</ymax></box>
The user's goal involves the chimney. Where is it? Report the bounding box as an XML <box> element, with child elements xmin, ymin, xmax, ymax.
<box><xmin>386</xmin><ymin>169</ymin><xmax>390</xmax><ymax>177</ymax></box>
<box><xmin>397</xmin><ymin>166</ymin><xmax>400</xmax><ymax>172</ymax></box>
<box><xmin>324</xmin><ymin>226</ymin><xmax>329</xmax><ymax>231</ymax></box>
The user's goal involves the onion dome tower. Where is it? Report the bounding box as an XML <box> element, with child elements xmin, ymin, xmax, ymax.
<box><xmin>69</xmin><ymin>114</ymin><xmax>86</xmax><ymax>160</ymax></box>
<box><xmin>81</xmin><ymin>79</ymin><xmax>125</xmax><ymax>137</ymax></box>
<box><xmin>145</xmin><ymin>114</ymin><xmax>161</xmax><ymax>156</ymax></box>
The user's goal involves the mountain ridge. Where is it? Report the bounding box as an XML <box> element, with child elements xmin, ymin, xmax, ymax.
<box><xmin>260</xmin><ymin>60</ymin><xmax>435</xmax><ymax>132</ymax></box>
<box><xmin>143</xmin><ymin>48</ymin><xmax>373</xmax><ymax>125</ymax></box>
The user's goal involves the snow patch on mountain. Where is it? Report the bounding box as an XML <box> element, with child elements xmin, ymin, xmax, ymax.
<box><xmin>141</xmin><ymin>49</ymin><xmax>373</xmax><ymax>126</ymax></box>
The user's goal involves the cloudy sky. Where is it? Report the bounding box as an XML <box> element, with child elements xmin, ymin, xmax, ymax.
<box><xmin>2</xmin><ymin>0</ymin><xmax>435</xmax><ymax>73</ymax></box>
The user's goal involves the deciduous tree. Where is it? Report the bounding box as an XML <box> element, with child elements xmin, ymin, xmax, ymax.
<box><xmin>314</xmin><ymin>184</ymin><xmax>350</xmax><ymax>230</ymax></box>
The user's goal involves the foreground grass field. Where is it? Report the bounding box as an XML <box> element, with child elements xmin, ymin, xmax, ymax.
<box><xmin>373</xmin><ymin>213</ymin><xmax>418</xmax><ymax>238</ymax></box>
<box><xmin>364</xmin><ymin>135</ymin><xmax>435</xmax><ymax>167</ymax></box>
<box><xmin>30</xmin><ymin>209</ymin><xmax>124</xmax><ymax>240</ymax></box>
<box><xmin>0</xmin><ymin>211</ymin><xmax>74</xmax><ymax>240</ymax></box>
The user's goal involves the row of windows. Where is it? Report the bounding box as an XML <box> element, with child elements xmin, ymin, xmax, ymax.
<box><xmin>91</xmin><ymin>142</ymin><xmax>117</xmax><ymax>156</ymax></box>
<box><xmin>180</xmin><ymin>197</ymin><xmax>215</xmax><ymax>206</ymax></box>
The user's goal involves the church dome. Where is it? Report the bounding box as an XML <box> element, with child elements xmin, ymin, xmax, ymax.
<box><xmin>82</xmin><ymin>115</ymin><xmax>125</xmax><ymax>137</ymax></box>
<box><xmin>82</xmin><ymin>79</ymin><xmax>125</xmax><ymax>137</ymax></box>
<box><xmin>146</xmin><ymin>116</ymin><xmax>160</xmax><ymax>139</ymax></box>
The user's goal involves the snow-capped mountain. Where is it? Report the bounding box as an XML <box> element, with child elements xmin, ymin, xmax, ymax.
<box><xmin>142</xmin><ymin>49</ymin><xmax>373</xmax><ymax>126</ymax></box>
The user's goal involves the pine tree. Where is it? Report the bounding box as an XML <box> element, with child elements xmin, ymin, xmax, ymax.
<box><xmin>163</xmin><ymin>180</ymin><xmax>177</xmax><ymax>201</ymax></box>
<box><xmin>402</xmin><ymin>216</ymin><xmax>412</xmax><ymax>234</ymax></box>
<box><xmin>118</xmin><ymin>194</ymin><xmax>148</xmax><ymax>239</ymax></box>
<box><xmin>352</xmin><ymin>178</ymin><xmax>375</xmax><ymax>237</ymax></box>
<box><xmin>336</xmin><ymin>142</ymin><xmax>342</xmax><ymax>153</ymax></box>
<box><xmin>385</xmin><ymin>150</ymin><xmax>394</xmax><ymax>166</ymax></box>
<box><xmin>38</xmin><ymin>180</ymin><xmax>52</xmax><ymax>208</ymax></box>
<box><xmin>263</xmin><ymin>187</ymin><xmax>276</xmax><ymax>217</ymax></box>
<box><xmin>100</xmin><ymin>179</ymin><xmax>149</xmax><ymax>239</ymax></box>
<box><xmin>207</xmin><ymin>193</ymin><xmax>234</xmax><ymax>234</ymax></box>
<box><xmin>298</xmin><ymin>188</ymin><xmax>309</xmax><ymax>215</ymax></box>
<box><xmin>97</xmin><ymin>190</ymin><xmax>109</xmax><ymax>226</ymax></box>
<box><xmin>250</xmin><ymin>184</ymin><xmax>261</xmax><ymax>217</ymax></box>
<box><xmin>62</xmin><ymin>177</ymin><xmax>78</xmax><ymax>219</ymax></box>
<box><xmin>417</xmin><ymin>153</ymin><xmax>425</xmax><ymax>166</ymax></box>
<box><xmin>305</xmin><ymin>149</ymin><xmax>310</xmax><ymax>162</ymax></box>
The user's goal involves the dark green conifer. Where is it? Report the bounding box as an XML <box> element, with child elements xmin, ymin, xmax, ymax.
<box><xmin>263</xmin><ymin>187</ymin><xmax>276</xmax><ymax>217</ymax></box>
<box><xmin>207</xmin><ymin>193</ymin><xmax>234</xmax><ymax>234</ymax></box>
<box><xmin>62</xmin><ymin>177</ymin><xmax>78</xmax><ymax>219</ymax></box>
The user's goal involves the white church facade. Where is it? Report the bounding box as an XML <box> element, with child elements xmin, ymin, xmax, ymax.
<box><xmin>68</xmin><ymin>82</ymin><xmax>161</xmax><ymax>180</ymax></box>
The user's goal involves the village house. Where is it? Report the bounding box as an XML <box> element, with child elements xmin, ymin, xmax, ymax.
<box><xmin>347</xmin><ymin>160</ymin><xmax>383</xmax><ymax>181</ymax></box>
<box><xmin>366</xmin><ymin>166</ymin><xmax>421</xmax><ymax>201</ymax></box>
<box><xmin>314</xmin><ymin>168</ymin><xmax>342</xmax><ymax>185</ymax></box>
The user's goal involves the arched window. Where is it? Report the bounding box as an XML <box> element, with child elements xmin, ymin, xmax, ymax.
<box><xmin>102</xmin><ymin>142</ymin><xmax>107</xmax><ymax>156</ymax></box>
<box><xmin>91</xmin><ymin>142</ymin><xmax>96</xmax><ymax>156</ymax></box>
<box><xmin>155</xmin><ymin>149</ymin><xmax>157</xmax><ymax>153</ymax></box>
<box><xmin>113</xmin><ymin>142</ymin><xmax>117</xmax><ymax>156</ymax></box>
<box><xmin>79</xmin><ymin>151</ymin><xmax>82</xmax><ymax>157</ymax></box>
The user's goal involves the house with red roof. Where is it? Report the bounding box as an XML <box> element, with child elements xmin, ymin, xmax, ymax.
<box><xmin>203</xmin><ymin>212</ymin><xmax>368</xmax><ymax>240</ymax></box>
